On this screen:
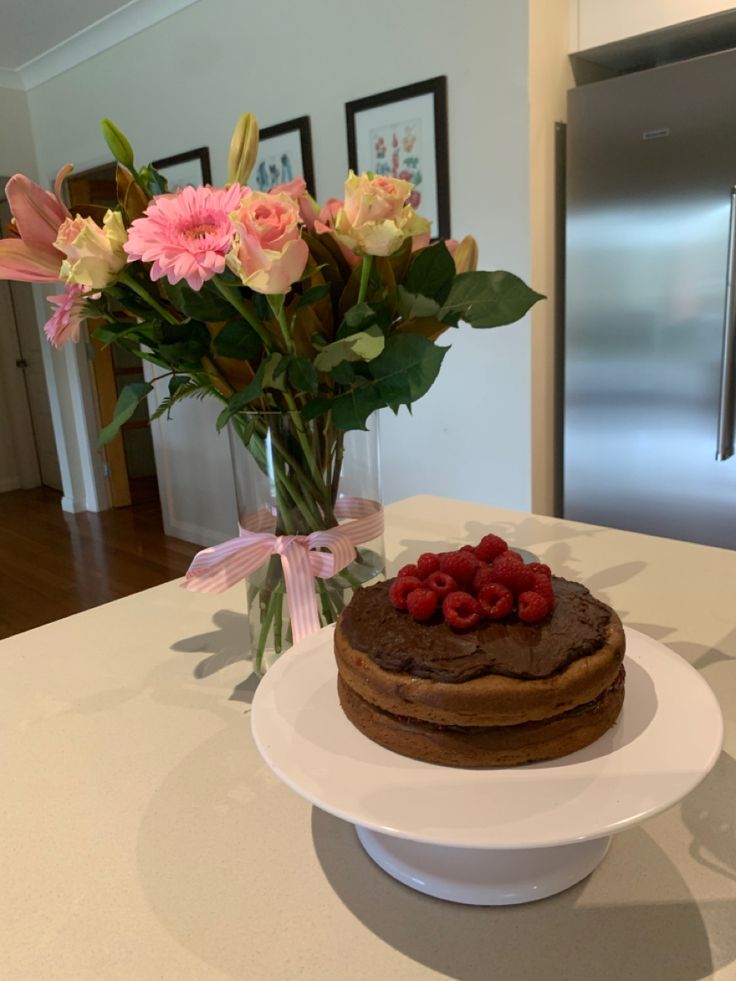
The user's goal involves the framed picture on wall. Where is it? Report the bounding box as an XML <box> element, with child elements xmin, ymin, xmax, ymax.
<box><xmin>251</xmin><ymin>116</ymin><xmax>315</xmax><ymax>195</ymax></box>
<box><xmin>345</xmin><ymin>76</ymin><xmax>450</xmax><ymax>241</ymax></box>
<box><xmin>152</xmin><ymin>147</ymin><xmax>212</xmax><ymax>190</ymax></box>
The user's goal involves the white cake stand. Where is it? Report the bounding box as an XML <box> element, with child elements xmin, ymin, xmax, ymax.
<box><xmin>250</xmin><ymin>626</ymin><xmax>722</xmax><ymax>905</ymax></box>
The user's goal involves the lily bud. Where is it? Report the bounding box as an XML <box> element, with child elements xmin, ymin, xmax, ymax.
<box><xmin>228</xmin><ymin>112</ymin><xmax>259</xmax><ymax>186</ymax></box>
<box><xmin>452</xmin><ymin>235</ymin><xmax>479</xmax><ymax>274</ymax></box>
<box><xmin>101</xmin><ymin>119</ymin><xmax>135</xmax><ymax>171</ymax></box>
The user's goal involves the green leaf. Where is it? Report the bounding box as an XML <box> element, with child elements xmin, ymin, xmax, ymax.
<box><xmin>313</xmin><ymin>325</ymin><xmax>385</xmax><ymax>371</ymax></box>
<box><xmin>216</xmin><ymin>362</ymin><xmax>267</xmax><ymax>430</ymax></box>
<box><xmin>396</xmin><ymin>285</ymin><xmax>440</xmax><ymax>321</ymax></box>
<box><xmin>92</xmin><ymin>320</ymin><xmax>155</xmax><ymax>345</ymax></box>
<box><xmin>368</xmin><ymin>333</ymin><xmax>447</xmax><ymax>409</ymax></box>
<box><xmin>161</xmin><ymin>279</ymin><xmax>234</xmax><ymax>321</ymax></box>
<box><xmin>157</xmin><ymin>321</ymin><xmax>211</xmax><ymax>369</ymax></box>
<box><xmin>329</xmin><ymin>385</ymin><xmax>384</xmax><ymax>431</ymax></box>
<box><xmin>296</xmin><ymin>283</ymin><xmax>332</xmax><ymax>309</ymax></box>
<box><xmin>287</xmin><ymin>356</ymin><xmax>319</xmax><ymax>393</ymax></box>
<box><xmin>98</xmin><ymin>382</ymin><xmax>153</xmax><ymax>445</ymax></box>
<box><xmin>150</xmin><ymin>377</ymin><xmax>216</xmax><ymax>420</ymax></box>
<box><xmin>336</xmin><ymin>301</ymin><xmax>390</xmax><ymax>340</ymax></box>
<box><xmin>213</xmin><ymin>319</ymin><xmax>262</xmax><ymax>360</ymax></box>
<box><xmin>323</xmin><ymin>335</ymin><xmax>448</xmax><ymax>432</ymax></box>
<box><xmin>439</xmin><ymin>271</ymin><xmax>544</xmax><ymax>328</ymax></box>
<box><xmin>261</xmin><ymin>353</ymin><xmax>289</xmax><ymax>391</ymax></box>
<box><xmin>328</xmin><ymin>361</ymin><xmax>356</xmax><ymax>385</ymax></box>
<box><xmin>405</xmin><ymin>240</ymin><xmax>456</xmax><ymax>302</ymax></box>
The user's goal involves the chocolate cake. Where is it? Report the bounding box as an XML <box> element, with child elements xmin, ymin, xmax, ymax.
<box><xmin>334</xmin><ymin>573</ymin><xmax>626</xmax><ymax>767</ymax></box>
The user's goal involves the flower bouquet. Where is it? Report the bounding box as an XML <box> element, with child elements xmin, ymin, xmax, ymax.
<box><xmin>0</xmin><ymin>113</ymin><xmax>542</xmax><ymax>671</ymax></box>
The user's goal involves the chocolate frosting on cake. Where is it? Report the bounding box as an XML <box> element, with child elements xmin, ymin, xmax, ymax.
<box><xmin>339</xmin><ymin>577</ymin><xmax>612</xmax><ymax>682</ymax></box>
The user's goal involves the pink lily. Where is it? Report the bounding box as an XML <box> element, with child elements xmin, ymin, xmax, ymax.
<box><xmin>0</xmin><ymin>165</ymin><xmax>73</xmax><ymax>282</ymax></box>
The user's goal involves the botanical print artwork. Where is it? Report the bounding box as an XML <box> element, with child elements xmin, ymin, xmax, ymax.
<box><xmin>254</xmin><ymin>152</ymin><xmax>295</xmax><ymax>192</ymax></box>
<box><xmin>370</xmin><ymin>117</ymin><xmax>423</xmax><ymax>209</ymax></box>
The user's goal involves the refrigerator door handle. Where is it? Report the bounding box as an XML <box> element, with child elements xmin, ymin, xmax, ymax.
<box><xmin>717</xmin><ymin>186</ymin><xmax>736</xmax><ymax>461</ymax></box>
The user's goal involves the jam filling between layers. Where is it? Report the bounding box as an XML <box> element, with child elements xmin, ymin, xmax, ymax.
<box><xmin>346</xmin><ymin>667</ymin><xmax>626</xmax><ymax>734</ymax></box>
<box><xmin>340</xmin><ymin>577</ymin><xmax>614</xmax><ymax>683</ymax></box>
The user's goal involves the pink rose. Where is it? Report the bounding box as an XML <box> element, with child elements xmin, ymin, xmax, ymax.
<box><xmin>269</xmin><ymin>177</ymin><xmax>319</xmax><ymax>232</ymax></box>
<box><xmin>227</xmin><ymin>190</ymin><xmax>309</xmax><ymax>294</ymax></box>
<box><xmin>333</xmin><ymin>172</ymin><xmax>431</xmax><ymax>257</ymax></box>
<box><xmin>314</xmin><ymin>198</ymin><xmax>360</xmax><ymax>268</ymax></box>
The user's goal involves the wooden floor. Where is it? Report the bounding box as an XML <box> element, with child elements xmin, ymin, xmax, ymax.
<box><xmin>0</xmin><ymin>487</ymin><xmax>200</xmax><ymax>640</ymax></box>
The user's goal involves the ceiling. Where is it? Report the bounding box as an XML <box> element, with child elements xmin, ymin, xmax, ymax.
<box><xmin>0</xmin><ymin>0</ymin><xmax>197</xmax><ymax>88</ymax></box>
<box><xmin>0</xmin><ymin>0</ymin><xmax>134</xmax><ymax>70</ymax></box>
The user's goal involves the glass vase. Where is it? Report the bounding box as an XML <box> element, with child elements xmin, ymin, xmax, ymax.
<box><xmin>228</xmin><ymin>411</ymin><xmax>384</xmax><ymax>673</ymax></box>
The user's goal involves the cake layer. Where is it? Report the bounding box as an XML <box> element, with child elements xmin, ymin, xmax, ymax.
<box><xmin>337</xmin><ymin>672</ymin><xmax>626</xmax><ymax>767</ymax></box>
<box><xmin>334</xmin><ymin>613</ymin><xmax>625</xmax><ymax>727</ymax></box>
<box><xmin>338</xmin><ymin>578</ymin><xmax>613</xmax><ymax>682</ymax></box>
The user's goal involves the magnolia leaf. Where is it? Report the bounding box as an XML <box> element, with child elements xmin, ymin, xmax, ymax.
<box><xmin>216</xmin><ymin>361</ymin><xmax>267</xmax><ymax>429</ymax></box>
<box><xmin>439</xmin><ymin>271</ymin><xmax>545</xmax><ymax>327</ymax></box>
<box><xmin>98</xmin><ymin>381</ymin><xmax>153</xmax><ymax>445</ymax></box>
<box><xmin>313</xmin><ymin>325</ymin><xmax>385</xmax><ymax>371</ymax></box>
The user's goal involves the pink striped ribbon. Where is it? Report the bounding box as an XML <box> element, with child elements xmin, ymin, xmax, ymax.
<box><xmin>182</xmin><ymin>497</ymin><xmax>383</xmax><ymax>645</ymax></box>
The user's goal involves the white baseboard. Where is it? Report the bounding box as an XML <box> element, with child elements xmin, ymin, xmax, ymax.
<box><xmin>61</xmin><ymin>495</ymin><xmax>86</xmax><ymax>513</ymax></box>
<box><xmin>162</xmin><ymin>516</ymin><xmax>231</xmax><ymax>548</ymax></box>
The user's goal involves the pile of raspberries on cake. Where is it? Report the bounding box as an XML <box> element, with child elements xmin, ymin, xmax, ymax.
<box><xmin>388</xmin><ymin>534</ymin><xmax>554</xmax><ymax>629</ymax></box>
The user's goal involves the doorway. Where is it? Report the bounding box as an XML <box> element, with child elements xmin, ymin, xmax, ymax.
<box><xmin>67</xmin><ymin>164</ymin><xmax>160</xmax><ymax>507</ymax></box>
<box><xmin>0</xmin><ymin>190</ymin><xmax>62</xmax><ymax>493</ymax></box>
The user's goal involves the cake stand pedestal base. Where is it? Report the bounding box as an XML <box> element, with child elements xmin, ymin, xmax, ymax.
<box><xmin>355</xmin><ymin>826</ymin><xmax>611</xmax><ymax>905</ymax></box>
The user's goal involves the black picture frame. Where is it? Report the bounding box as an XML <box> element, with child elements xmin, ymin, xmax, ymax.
<box><xmin>152</xmin><ymin>147</ymin><xmax>212</xmax><ymax>189</ymax></box>
<box><xmin>345</xmin><ymin>76</ymin><xmax>450</xmax><ymax>240</ymax></box>
<box><xmin>252</xmin><ymin>116</ymin><xmax>315</xmax><ymax>196</ymax></box>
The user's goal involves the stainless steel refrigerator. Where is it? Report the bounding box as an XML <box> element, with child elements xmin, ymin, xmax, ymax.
<box><xmin>564</xmin><ymin>48</ymin><xmax>736</xmax><ymax>550</ymax></box>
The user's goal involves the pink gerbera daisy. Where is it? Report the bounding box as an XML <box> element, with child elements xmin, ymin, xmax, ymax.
<box><xmin>44</xmin><ymin>283</ymin><xmax>98</xmax><ymax>348</ymax></box>
<box><xmin>124</xmin><ymin>184</ymin><xmax>244</xmax><ymax>291</ymax></box>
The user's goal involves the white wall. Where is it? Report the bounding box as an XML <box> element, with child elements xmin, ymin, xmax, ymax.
<box><xmin>572</xmin><ymin>0</ymin><xmax>736</xmax><ymax>50</ymax></box>
<box><xmin>22</xmin><ymin>0</ymin><xmax>533</xmax><ymax>539</ymax></box>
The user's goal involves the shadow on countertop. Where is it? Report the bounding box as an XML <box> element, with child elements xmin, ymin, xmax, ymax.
<box><xmin>311</xmin><ymin>795</ymin><xmax>735</xmax><ymax>981</ymax></box>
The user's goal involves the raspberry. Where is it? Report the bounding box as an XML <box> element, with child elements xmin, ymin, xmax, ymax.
<box><xmin>425</xmin><ymin>571</ymin><xmax>458</xmax><ymax>599</ymax></box>
<box><xmin>406</xmin><ymin>587</ymin><xmax>438</xmax><ymax>622</ymax></box>
<box><xmin>496</xmin><ymin>549</ymin><xmax>523</xmax><ymax>565</ymax></box>
<box><xmin>475</xmin><ymin>534</ymin><xmax>508</xmax><ymax>563</ymax></box>
<box><xmin>442</xmin><ymin>591</ymin><xmax>481</xmax><ymax>630</ymax></box>
<box><xmin>490</xmin><ymin>556</ymin><xmax>536</xmax><ymax>596</ymax></box>
<box><xmin>416</xmin><ymin>552</ymin><xmax>441</xmax><ymax>578</ymax></box>
<box><xmin>440</xmin><ymin>550</ymin><xmax>480</xmax><ymax>585</ymax></box>
<box><xmin>459</xmin><ymin>544</ymin><xmax>477</xmax><ymax>554</ymax></box>
<box><xmin>389</xmin><ymin>576</ymin><xmax>423</xmax><ymax>610</ymax></box>
<box><xmin>531</xmin><ymin>572</ymin><xmax>555</xmax><ymax>609</ymax></box>
<box><xmin>472</xmin><ymin>565</ymin><xmax>498</xmax><ymax>593</ymax></box>
<box><xmin>397</xmin><ymin>563</ymin><xmax>419</xmax><ymax>578</ymax></box>
<box><xmin>477</xmin><ymin>583</ymin><xmax>514</xmax><ymax>620</ymax></box>
<box><xmin>517</xmin><ymin>590</ymin><xmax>550</xmax><ymax>623</ymax></box>
<box><xmin>527</xmin><ymin>562</ymin><xmax>551</xmax><ymax>578</ymax></box>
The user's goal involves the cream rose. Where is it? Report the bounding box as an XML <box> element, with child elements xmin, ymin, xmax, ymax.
<box><xmin>55</xmin><ymin>209</ymin><xmax>127</xmax><ymax>289</ymax></box>
<box><xmin>333</xmin><ymin>172</ymin><xmax>431</xmax><ymax>257</ymax></box>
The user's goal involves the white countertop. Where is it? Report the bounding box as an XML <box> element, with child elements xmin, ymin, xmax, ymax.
<box><xmin>2</xmin><ymin>495</ymin><xmax>735</xmax><ymax>980</ymax></box>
